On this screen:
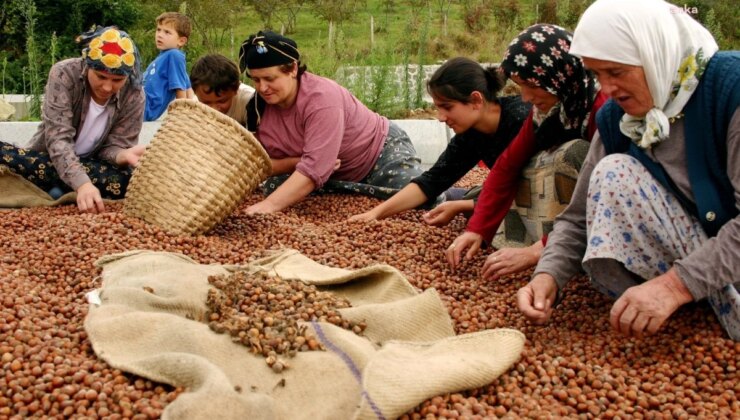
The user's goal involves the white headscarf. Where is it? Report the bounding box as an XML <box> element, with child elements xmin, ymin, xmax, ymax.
<box><xmin>570</xmin><ymin>0</ymin><xmax>718</xmax><ymax>149</ymax></box>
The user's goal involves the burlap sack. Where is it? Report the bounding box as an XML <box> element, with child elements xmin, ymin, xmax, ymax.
<box><xmin>84</xmin><ymin>250</ymin><xmax>525</xmax><ymax>419</ymax></box>
<box><xmin>0</xmin><ymin>165</ymin><xmax>78</xmax><ymax>207</ymax></box>
<box><xmin>503</xmin><ymin>139</ymin><xmax>590</xmax><ymax>244</ymax></box>
<box><xmin>0</xmin><ymin>97</ymin><xmax>15</xmax><ymax>121</ymax></box>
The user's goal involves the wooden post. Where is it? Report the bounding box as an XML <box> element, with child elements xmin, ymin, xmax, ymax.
<box><xmin>370</xmin><ymin>16</ymin><xmax>374</xmax><ymax>48</ymax></box>
<box><xmin>230</xmin><ymin>28</ymin><xmax>234</xmax><ymax>59</ymax></box>
<box><xmin>328</xmin><ymin>21</ymin><xmax>334</xmax><ymax>48</ymax></box>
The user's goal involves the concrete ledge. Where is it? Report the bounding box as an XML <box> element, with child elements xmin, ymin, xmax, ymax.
<box><xmin>0</xmin><ymin>120</ymin><xmax>451</xmax><ymax>167</ymax></box>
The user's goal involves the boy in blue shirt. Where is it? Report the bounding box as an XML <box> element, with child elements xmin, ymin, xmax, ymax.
<box><xmin>143</xmin><ymin>12</ymin><xmax>194</xmax><ymax>121</ymax></box>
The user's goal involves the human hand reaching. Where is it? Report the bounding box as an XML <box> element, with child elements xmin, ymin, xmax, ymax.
<box><xmin>445</xmin><ymin>231</ymin><xmax>483</xmax><ymax>270</ymax></box>
<box><xmin>423</xmin><ymin>201</ymin><xmax>465</xmax><ymax>227</ymax></box>
<box><xmin>76</xmin><ymin>182</ymin><xmax>105</xmax><ymax>214</ymax></box>
<box><xmin>115</xmin><ymin>144</ymin><xmax>147</xmax><ymax>167</ymax></box>
<box><xmin>481</xmin><ymin>241</ymin><xmax>543</xmax><ymax>281</ymax></box>
<box><xmin>609</xmin><ymin>268</ymin><xmax>693</xmax><ymax>338</ymax></box>
<box><xmin>516</xmin><ymin>273</ymin><xmax>558</xmax><ymax>325</ymax></box>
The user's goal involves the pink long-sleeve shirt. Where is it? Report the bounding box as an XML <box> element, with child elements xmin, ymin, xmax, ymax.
<box><xmin>255</xmin><ymin>72</ymin><xmax>388</xmax><ymax>189</ymax></box>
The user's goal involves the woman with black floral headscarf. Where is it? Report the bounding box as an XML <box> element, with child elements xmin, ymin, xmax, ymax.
<box><xmin>0</xmin><ymin>26</ymin><xmax>145</xmax><ymax>213</ymax></box>
<box><xmin>446</xmin><ymin>24</ymin><xmax>608</xmax><ymax>280</ymax></box>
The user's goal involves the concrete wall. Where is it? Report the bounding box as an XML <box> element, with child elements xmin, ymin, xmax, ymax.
<box><xmin>334</xmin><ymin>63</ymin><xmax>499</xmax><ymax>106</ymax></box>
<box><xmin>0</xmin><ymin>119</ymin><xmax>452</xmax><ymax>168</ymax></box>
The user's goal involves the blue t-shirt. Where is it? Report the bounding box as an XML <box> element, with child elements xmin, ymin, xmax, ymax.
<box><xmin>143</xmin><ymin>49</ymin><xmax>191</xmax><ymax>121</ymax></box>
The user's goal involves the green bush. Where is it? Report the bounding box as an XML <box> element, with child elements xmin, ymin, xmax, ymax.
<box><xmin>3</xmin><ymin>0</ymin><xmax>738</xmax><ymax>119</ymax></box>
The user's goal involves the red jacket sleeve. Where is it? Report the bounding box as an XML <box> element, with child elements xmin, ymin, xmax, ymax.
<box><xmin>587</xmin><ymin>92</ymin><xmax>609</xmax><ymax>140</ymax></box>
<box><xmin>468</xmin><ymin>92</ymin><xmax>609</xmax><ymax>245</ymax></box>
<box><xmin>466</xmin><ymin>111</ymin><xmax>536</xmax><ymax>243</ymax></box>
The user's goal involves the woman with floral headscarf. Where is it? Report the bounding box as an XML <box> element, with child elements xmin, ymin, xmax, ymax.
<box><xmin>446</xmin><ymin>24</ymin><xmax>607</xmax><ymax>280</ymax></box>
<box><xmin>518</xmin><ymin>0</ymin><xmax>740</xmax><ymax>340</ymax></box>
<box><xmin>0</xmin><ymin>26</ymin><xmax>145</xmax><ymax>214</ymax></box>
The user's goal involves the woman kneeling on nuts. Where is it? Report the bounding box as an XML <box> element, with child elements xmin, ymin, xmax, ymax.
<box><xmin>445</xmin><ymin>24</ymin><xmax>607</xmax><ymax>281</ymax></box>
<box><xmin>518</xmin><ymin>0</ymin><xmax>740</xmax><ymax>340</ymax></box>
<box><xmin>239</xmin><ymin>31</ymin><xmax>425</xmax><ymax>214</ymax></box>
<box><xmin>0</xmin><ymin>26</ymin><xmax>146</xmax><ymax>213</ymax></box>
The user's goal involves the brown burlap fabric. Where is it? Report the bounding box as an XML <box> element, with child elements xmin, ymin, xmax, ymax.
<box><xmin>84</xmin><ymin>250</ymin><xmax>525</xmax><ymax>419</ymax></box>
<box><xmin>502</xmin><ymin>139</ymin><xmax>590</xmax><ymax>245</ymax></box>
<box><xmin>0</xmin><ymin>165</ymin><xmax>79</xmax><ymax>207</ymax></box>
<box><xmin>0</xmin><ymin>98</ymin><xmax>15</xmax><ymax>121</ymax></box>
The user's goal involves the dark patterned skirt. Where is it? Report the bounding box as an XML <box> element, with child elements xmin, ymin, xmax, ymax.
<box><xmin>262</xmin><ymin>122</ymin><xmax>424</xmax><ymax>200</ymax></box>
<box><xmin>0</xmin><ymin>141</ymin><xmax>132</xmax><ymax>199</ymax></box>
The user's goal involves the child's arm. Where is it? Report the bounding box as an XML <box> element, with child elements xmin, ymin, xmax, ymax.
<box><xmin>175</xmin><ymin>88</ymin><xmax>194</xmax><ymax>99</ymax></box>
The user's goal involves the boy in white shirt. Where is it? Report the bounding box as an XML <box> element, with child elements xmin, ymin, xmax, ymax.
<box><xmin>190</xmin><ymin>54</ymin><xmax>254</xmax><ymax>126</ymax></box>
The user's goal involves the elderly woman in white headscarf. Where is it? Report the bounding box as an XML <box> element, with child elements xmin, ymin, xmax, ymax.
<box><xmin>516</xmin><ymin>0</ymin><xmax>740</xmax><ymax>340</ymax></box>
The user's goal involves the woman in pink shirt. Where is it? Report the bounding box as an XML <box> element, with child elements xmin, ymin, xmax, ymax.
<box><xmin>239</xmin><ymin>31</ymin><xmax>424</xmax><ymax>214</ymax></box>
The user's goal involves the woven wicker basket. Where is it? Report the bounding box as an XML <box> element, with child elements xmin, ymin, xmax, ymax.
<box><xmin>123</xmin><ymin>99</ymin><xmax>271</xmax><ymax>235</ymax></box>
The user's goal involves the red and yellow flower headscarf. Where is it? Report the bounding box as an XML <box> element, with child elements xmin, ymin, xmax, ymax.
<box><xmin>78</xmin><ymin>26</ymin><xmax>141</xmax><ymax>84</ymax></box>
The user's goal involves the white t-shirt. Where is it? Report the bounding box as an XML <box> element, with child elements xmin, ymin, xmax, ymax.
<box><xmin>228</xmin><ymin>83</ymin><xmax>255</xmax><ymax>126</ymax></box>
<box><xmin>75</xmin><ymin>99</ymin><xmax>110</xmax><ymax>156</ymax></box>
<box><xmin>194</xmin><ymin>83</ymin><xmax>254</xmax><ymax>126</ymax></box>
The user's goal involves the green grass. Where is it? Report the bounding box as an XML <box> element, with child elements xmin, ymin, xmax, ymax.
<box><xmin>193</xmin><ymin>0</ymin><xmax>546</xmax><ymax>117</ymax></box>
<box><xmin>11</xmin><ymin>0</ymin><xmax>735</xmax><ymax>119</ymax></box>
<box><xmin>0</xmin><ymin>0</ymin><xmax>600</xmax><ymax>119</ymax></box>
<box><xmin>225</xmin><ymin>0</ymin><xmax>541</xmax><ymax>70</ymax></box>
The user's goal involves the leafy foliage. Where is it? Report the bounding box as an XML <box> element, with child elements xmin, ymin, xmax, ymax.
<box><xmin>2</xmin><ymin>0</ymin><xmax>738</xmax><ymax>118</ymax></box>
<box><xmin>461</xmin><ymin>0</ymin><xmax>492</xmax><ymax>33</ymax></box>
<box><xmin>310</xmin><ymin>0</ymin><xmax>368</xmax><ymax>26</ymax></box>
<box><xmin>0</xmin><ymin>0</ymin><xmax>139</xmax><ymax>92</ymax></box>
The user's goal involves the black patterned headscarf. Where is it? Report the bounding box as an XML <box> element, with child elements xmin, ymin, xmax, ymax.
<box><xmin>239</xmin><ymin>31</ymin><xmax>301</xmax><ymax>132</ymax></box>
<box><xmin>500</xmin><ymin>24</ymin><xmax>598</xmax><ymax>150</ymax></box>
<box><xmin>239</xmin><ymin>31</ymin><xmax>300</xmax><ymax>71</ymax></box>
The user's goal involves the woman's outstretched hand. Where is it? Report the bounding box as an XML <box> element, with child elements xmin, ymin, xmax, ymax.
<box><xmin>517</xmin><ymin>273</ymin><xmax>558</xmax><ymax>325</ymax></box>
<box><xmin>445</xmin><ymin>231</ymin><xmax>483</xmax><ymax>270</ymax></box>
<box><xmin>609</xmin><ymin>268</ymin><xmax>693</xmax><ymax>338</ymax></box>
<box><xmin>76</xmin><ymin>182</ymin><xmax>105</xmax><ymax>214</ymax></box>
<box><xmin>348</xmin><ymin>210</ymin><xmax>379</xmax><ymax>222</ymax></box>
<box><xmin>115</xmin><ymin>144</ymin><xmax>147</xmax><ymax>167</ymax></box>
<box><xmin>481</xmin><ymin>241</ymin><xmax>543</xmax><ymax>281</ymax></box>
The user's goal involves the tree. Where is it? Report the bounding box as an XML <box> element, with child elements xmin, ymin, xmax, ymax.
<box><xmin>558</xmin><ymin>0</ymin><xmax>590</xmax><ymax>29</ymax></box>
<box><xmin>184</xmin><ymin>0</ymin><xmax>244</xmax><ymax>52</ymax></box>
<box><xmin>381</xmin><ymin>0</ymin><xmax>395</xmax><ymax>27</ymax></box>
<box><xmin>492</xmin><ymin>0</ymin><xmax>521</xmax><ymax>29</ymax></box>
<box><xmin>462</xmin><ymin>0</ymin><xmax>491</xmax><ymax>33</ymax></box>
<box><xmin>245</xmin><ymin>0</ymin><xmax>282</xmax><ymax>30</ymax></box>
<box><xmin>277</xmin><ymin>0</ymin><xmax>311</xmax><ymax>34</ymax></box>
<box><xmin>405</xmin><ymin>0</ymin><xmax>429</xmax><ymax>29</ymax></box>
<box><xmin>0</xmin><ymin>0</ymin><xmax>139</xmax><ymax>94</ymax></box>
<box><xmin>433</xmin><ymin>0</ymin><xmax>454</xmax><ymax>35</ymax></box>
<box><xmin>310</xmin><ymin>0</ymin><xmax>367</xmax><ymax>27</ymax></box>
<box><xmin>17</xmin><ymin>0</ymin><xmax>41</xmax><ymax>117</ymax></box>
<box><xmin>0</xmin><ymin>0</ymin><xmax>139</xmax><ymax>60</ymax></box>
<box><xmin>539</xmin><ymin>0</ymin><xmax>559</xmax><ymax>25</ymax></box>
